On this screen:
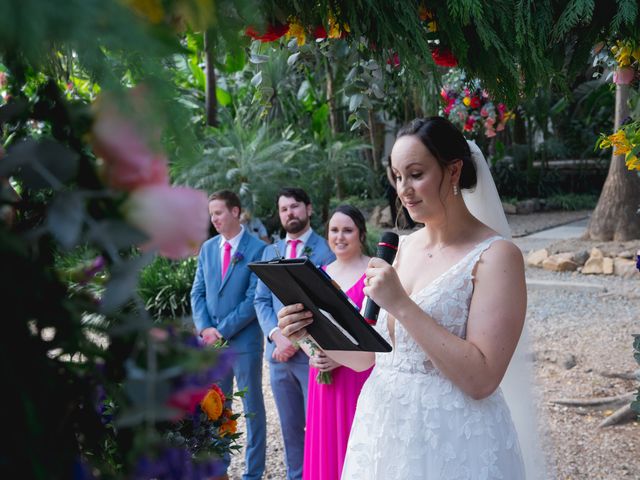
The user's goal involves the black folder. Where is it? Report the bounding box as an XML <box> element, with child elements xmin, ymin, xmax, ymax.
<box><xmin>249</xmin><ymin>258</ymin><xmax>392</xmax><ymax>352</ymax></box>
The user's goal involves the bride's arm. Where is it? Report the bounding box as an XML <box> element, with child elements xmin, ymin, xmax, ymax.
<box><xmin>277</xmin><ymin>304</ymin><xmax>375</xmax><ymax>371</ymax></box>
<box><xmin>366</xmin><ymin>240</ymin><xmax>525</xmax><ymax>400</ymax></box>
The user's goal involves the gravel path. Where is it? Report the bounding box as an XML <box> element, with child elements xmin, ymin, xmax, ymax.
<box><xmin>226</xmin><ymin>211</ymin><xmax>639</xmax><ymax>479</ymax></box>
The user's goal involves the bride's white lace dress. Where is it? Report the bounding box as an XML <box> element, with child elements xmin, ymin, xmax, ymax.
<box><xmin>341</xmin><ymin>236</ymin><xmax>525</xmax><ymax>479</ymax></box>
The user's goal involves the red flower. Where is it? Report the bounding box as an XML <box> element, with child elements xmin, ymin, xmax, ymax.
<box><xmin>431</xmin><ymin>47</ymin><xmax>458</xmax><ymax>67</ymax></box>
<box><xmin>245</xmin><ymin>23</ymin><xmax>289</xmax><ymax>42</ymax></box>
<box><xmin>313</xmin><ymin>25</ymin><xmax>327</xmax><ymax>39</ymax></box>
<box><xmin>469</xmin><ymin>97</ymin><xmax>481</xmax><ymax>109</ymax></box>
<box><xmin>168</xmin><ymin>386</ymin><xmax>210</xmax><ymax>416</ymax></box>
<box><xmin>386</xmin><ymin>52</ymin><xmax>400</xmax><ymax>68</ymax></box>
<box><xmin>464</xmin><ymin>117</ymin><xmax>476</xmax><ymax>131</ymax></box>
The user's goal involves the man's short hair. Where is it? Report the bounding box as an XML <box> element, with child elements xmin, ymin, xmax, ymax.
<box><xmin>276</xmin><ymin>187</ymin><xmax>311</xmax><ymax>209</ymax></box>
<box><xmin>209</xmin><ymin>190</ymin><xmax>242</xmax><ymax>214</ymax></box>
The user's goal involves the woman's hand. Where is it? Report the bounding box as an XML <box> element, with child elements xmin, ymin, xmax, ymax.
<box><xmin>277</xmin><ymin>303</ymin><xmax>313</xmax><ymax>342</ymax></box>
<box><xmin>363</xmin><ymin>257</ymin><xmax>409</xmax><ymax>315</ymax></box>
<box><xmin>309</xmin><ymin>351</ymin><xmax>339</xmax><ymax>372</ymax></box>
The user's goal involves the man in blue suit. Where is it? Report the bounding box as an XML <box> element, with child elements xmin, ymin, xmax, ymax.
<box><xmin>254</xmin><ymin>187</ymin><xmax>335</xmax><ymax>480</ymax></box>
<box><xmin>191</xmin><ymin>190</ymin><xmax>267</xmax><ymax>480</ymax></box>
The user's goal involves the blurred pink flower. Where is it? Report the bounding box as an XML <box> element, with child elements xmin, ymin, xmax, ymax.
<box><xmin>485</xmin><ymin>127</ymin><xmax>497</xmax><ymax>138</ymax></box>
<box><xmin>168</xmin><ymin>386</ymin><xmax>209</xmax><ymax>417</ymax></box>
<box><xmin>0</xmin><ymin>72</ymin><xmax>6</xmax><ymax>89</ymax></box>
<box><xmin>123</xmin><ymin>185</ymin><xmax>209</xmax><ymax>259</ymax></box>
<box><xmin>91</xmin><ymin>94</ymin><xmax>169</xmax><ymax>191</ymax></box>
<box><xmin>480</xmin><ymin>108</ymin><xmax>489</xmax><ymax>117</ymax></box>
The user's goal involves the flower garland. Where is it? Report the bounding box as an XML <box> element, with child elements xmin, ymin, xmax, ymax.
<box><xmin>597</xmin><ymin>120</ymin><xmax>640</xmax><ymax>171</ymax></box>
<box><xmin>439</xmin><ymin>71</ymin><xmax>513</xmax><ymax>137</ymax></box>
<box><xmin>610</xmin><ymin>39</ymin><xmax>639</xmax><ymax>85</ymax></box>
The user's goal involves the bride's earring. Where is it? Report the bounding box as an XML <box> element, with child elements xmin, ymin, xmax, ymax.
<box><xmin>453</xmin><ymin>185</ymin><xmax>460</xmax><ymax>196</ymax></box>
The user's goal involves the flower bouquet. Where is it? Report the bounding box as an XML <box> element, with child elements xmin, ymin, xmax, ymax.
<box><xmin>166</xmin><ymin>383</ymin><xmax>242</xmax><ymax>460</ymax></box>
<box><xmin>439</xmin><ymin>70</ymin><xmax>513</xmax><ymax>138</ymax></box>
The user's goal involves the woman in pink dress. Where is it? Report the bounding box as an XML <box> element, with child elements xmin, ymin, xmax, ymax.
<box><xmin>302</xmin><ymin>205</ymin><xmax>373</xmax><ymax>480</ymax></box>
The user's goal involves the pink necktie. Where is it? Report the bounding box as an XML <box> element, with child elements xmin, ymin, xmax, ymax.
<box><xmin>222</xmin><ymin>241</ymin><xmax>232</xmax><ymax>277</ymax></box>
<box><xmin>288</xmin><ymin>239</ymin><xmax>301</xmax><ymax>259</ymax></box>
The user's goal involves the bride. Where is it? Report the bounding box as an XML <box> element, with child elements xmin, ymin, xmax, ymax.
<box><xmin>278</xmin><ymin>117</ymin><xmax>536</xmax><ymax>479</ymax></box>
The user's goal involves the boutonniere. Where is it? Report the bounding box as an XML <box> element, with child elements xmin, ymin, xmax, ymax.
<box><xmin>231</xmin><ymin>251</ymin><xmax>244</xmax><ymax>265</ymax></box>
<box><xmin>301</xmin><ymin>245</ymin><xmax>313</xmax><ymax>257</ymax></box>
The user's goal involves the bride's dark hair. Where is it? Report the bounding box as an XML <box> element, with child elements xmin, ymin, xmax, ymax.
<box><xmin>396</xmin><ymin>117</ymin><xmax>477</xmax><ymax>190</ymax></box>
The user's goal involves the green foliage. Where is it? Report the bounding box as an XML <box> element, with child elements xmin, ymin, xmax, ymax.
<box><xmin>139</xmin><ymin>256</ymin><xmax>197</xmax><ymax>321</ymax></box>
<box><xmin>544</xmin><ymin>193</ymin><xmax>598</xmax><ymax>210</ymax></box>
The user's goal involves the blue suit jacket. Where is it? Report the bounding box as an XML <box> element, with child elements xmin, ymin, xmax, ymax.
<box><xmin>191</xmin><ymin>230</ymin><xmax>267</xmax><ymax>354</ymax></box>
<box><xmin>254</xmin><ymin>231</ymin><xmax>335</xmax><ymax>363</ymax></box>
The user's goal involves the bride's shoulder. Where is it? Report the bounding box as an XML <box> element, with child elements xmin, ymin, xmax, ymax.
<box><xmin>477</xmin><ymin>236</ymin><xmax>524</xmax><ymax>272</ymax></box>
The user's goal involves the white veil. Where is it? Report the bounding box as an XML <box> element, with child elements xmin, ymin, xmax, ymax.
<box><xmin>463</xmin><ymin>140</ymin><xmax>546</xmax><ymax>479</ymax></box>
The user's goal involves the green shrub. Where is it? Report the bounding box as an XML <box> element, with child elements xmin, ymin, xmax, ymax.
<box><xmin>544</xmin><ymin>193</ymin><xmax>598</xmax><ymax>211</ymax></box>
<box><xmin>139</xmin><ymin>256</ymin><xmax>197</xmax><ymax>320</ymax></box>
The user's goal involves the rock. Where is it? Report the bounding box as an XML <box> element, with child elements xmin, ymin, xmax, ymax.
<box><xmin>603</xmin><ymin>257</ymin><xmax>614</xmax><ymax>275</ymax></box>
<box><xmin>526</xmin><ymin>248</ymin><xmax>549</xmax><ymax>267</ymax></box>
<box><xmin>582</xmin><ymin>248</ymin><xmax>605</xmax><ymax>274</ymax></box>
<box><xmin>502</xmin><ymin>202</ymin><xmax>517</xmax><ymax>214</ymax></box>
<box><xmin>370</xmin><ymin>205</ymin><xmax>393</xmax><ymax>228</ymax></box>
<box><xmin>542</xmin><ymin>252</ymin><xmax>578</xmax><ymax>272</ymax></box>
<box><xmin>570</xmin><ymin>250</ymin><xmax>589</xmax><ymax>266</ymax></box>
<box><xmin>617</xmin><ymin>250</ymin><xmax>634</xmax><ymax>260</ymax></box>
<box><xmin>516</xmin><ymin>198</ymin><xmax>540</xmax><ymax>214</ymax></box>
<box><xmin>613</xmin><ymin>258</ymin><xmax>637</xmax><ymax>278</ymax></box>
<box><xmin>562</xmin><ymin>354</ymin><xmax>577</xmax><ymax>370</ymax></box>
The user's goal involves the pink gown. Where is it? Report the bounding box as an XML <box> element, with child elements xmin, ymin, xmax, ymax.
<box><xmin>303</xmin><ymin>273</ymin><xmax>373</xmax><ymax>480</ymax></box>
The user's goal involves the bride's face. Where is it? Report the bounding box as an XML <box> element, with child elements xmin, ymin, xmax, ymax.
<box><xmin>390</xmin><ymin>135</ymin><xmax>454</xmax><ymax>223</ymax></box>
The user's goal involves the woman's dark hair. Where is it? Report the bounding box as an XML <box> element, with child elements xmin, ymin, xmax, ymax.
<box><xmin>395</xmin><ymin>117</ymin><xmax>477</xmax><ymax>190</ymax></box>
<box><xmin>327</xmin><ymin>204</ymin><xmax>367</xmax><ymax>250</ymax></box>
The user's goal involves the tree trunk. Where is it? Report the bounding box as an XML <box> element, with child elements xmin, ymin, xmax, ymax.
<box><xmin>204</xmin><ymin>31</ymin><xmax>217</xmax><ymax>127</ymax></box>
<box><xmin>326</xmin><ymin>60</ymin><xmax>338</xmax><ymax>134</ymax></box>
<box><xmin>585</xmin><ymin>76</ymin><xmax>640</xmax><ymax>240</ymax></box>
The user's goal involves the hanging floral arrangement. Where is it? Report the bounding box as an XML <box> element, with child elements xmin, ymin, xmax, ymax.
<box><xmin>439</xmin><ymin>71</ymin><xmax>513</xmax><ymax>137</ymax></box>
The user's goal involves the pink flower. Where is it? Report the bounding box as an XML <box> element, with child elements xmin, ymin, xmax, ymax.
<box><xmin>480</xmin><ymin>108</ymin><xmax>489</xmax><ymax>117</ymax></box>
<box><xmin>485</xmin><ymin>116</ymin><xmax>495</xmax><ymax>126</ymax></box>
<box><xmin>91</xmin><ymin>92</ymin><xmax>169</xmax><ymax>191</ymax></box>
<box><xmin>123</xmin><ymin>185</ymin><xmax>209</xmax><ymax>259</ymax></box>
<box><xmin>0</xmin><ymin>72</ymin><xmax>6</xmax><ymax>89</ymax></box>
<box><xmin>485</xmin><ymin>127</ymin><xmax>497</xmax><ymax>138</ymax></box>
<box><xmin>168</xmin><ymin>386</ymin><xmax>209</xmax><ymax>416</ymax></box>
<box><xmin>496</xmin><ymin>122</ymin><xmax>506</xmax><ymax>132</ymax></box>
<box><xmin>497</xmin><ymin>103</ymin><xmax>507</xmax><ymax>113</ymax></box>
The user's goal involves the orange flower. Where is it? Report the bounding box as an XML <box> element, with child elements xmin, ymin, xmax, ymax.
<box><xmin>219</xmin><ymin>418</ymin><xmax>238</xmax><ymax>436</ymax></box>
<box><xmin>200</xmin><ymin>384</ymin><xmax>225</xmax><ymax>421</ymax></box>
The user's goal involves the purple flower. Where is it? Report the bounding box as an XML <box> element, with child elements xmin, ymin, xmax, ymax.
<box><xmin>231</xmin><ymin>251</ymin><xmax>244</xmax><ymax>265</ymax></box>
<box><xmin>81</xmin><ymin>256</ymin><xmax>106</xmax><ymax>282</ymax></box>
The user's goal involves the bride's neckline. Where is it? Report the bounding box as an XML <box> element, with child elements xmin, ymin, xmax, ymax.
<box><xmin>386</xmin><ymin>234</ymin><xmax>502</xmax><ymax>348</ymax></box>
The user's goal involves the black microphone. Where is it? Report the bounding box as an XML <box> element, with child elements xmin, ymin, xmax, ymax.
<box><xmin>363</xmin><ymin>231</ymin><xmax>399</xmax><ymax>324</ymax></box>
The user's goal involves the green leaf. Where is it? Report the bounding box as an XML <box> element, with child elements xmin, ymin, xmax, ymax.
<box><xmin>222</xmin><ymin>49</ymin><xmax>246</xmax><ymax>73</ymax></box>
<box><xmin>2</xmin><ymin>139</ymin><xmax>79</xmax><ymax>189</ymax></box>
<box><xmin>216</xmin><ymin>87</ymin><xmax>232</xmax><ymax>107</ymax></box>
<box><xmin>348</xmin><ymin>93</ymin><xmax>363</xmax><ymax>112</ymax></box>
<box><xmin>100</xmin><ymin>253</ymin><xmax>154</xmax><ymax>314</ymax></box>
<box><xmin>46</xmin><ymin>192</ymin><xmax>85</xmax><ymax>249</ymax></box>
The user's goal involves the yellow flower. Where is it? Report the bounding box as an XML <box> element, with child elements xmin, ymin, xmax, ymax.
<box><xmin>427</xmin><ymin>21</ymin><xmax>438</xmax><ymax>33</ymax></box>
<box><xmin>625</xmin><ymin>154</ymin><xmax>640</xmax><ymax>171</ymax></box>
<box><xmin>462</xmin><ymin>96</ymin><xmax>471</xmax><ymax>106</ymax></box>
<box><xmin>633</xmin><ymin>46</ymin><xmax>640</xmax><ymax>63</ymax></box>
<box><xmin>613</xmin><ymin>40</ymin><xmax>634</xmax><ymax>67</ymax></box>
<box><xmin>327</xmin><ymin>12</ymin><xmax>349</xmax><ymax>39</ymax></box>
<box><xmin>288</xmin><ymin>18</ymin><xmax>306</xmax><ymax>46</ymax></box>
<box><xmin>127</xmin><ymin>0</ymin><xmax>164</xmax><ymax>24</ymax></box>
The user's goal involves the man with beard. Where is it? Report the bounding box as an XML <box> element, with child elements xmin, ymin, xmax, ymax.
<box><xmin>254</xmin><ymin>187</ymin><xmax>335</xmax><ymax>480</ymax></box>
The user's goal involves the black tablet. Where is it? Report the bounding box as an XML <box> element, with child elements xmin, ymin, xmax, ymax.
<box><xmin>249</xmin><ymin>258</ymin><xmax>392</xmax><ymax>352</ymax></box>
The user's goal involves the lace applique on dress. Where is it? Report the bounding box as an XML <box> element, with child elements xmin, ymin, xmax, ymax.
<box><xmin>341</xmin><ymin>236</ymin><xmax>525</xmax><ymax>480</ymax></box>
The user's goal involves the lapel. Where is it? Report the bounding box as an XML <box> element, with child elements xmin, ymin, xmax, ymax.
<box><xmin>218</xmin><ymin>230</ymin><xmax>248</xmax><ymax>292</ymax></box>
<box><xmin>304</xmin><ymin>232</ymin><xmax>319</xmax><ymax>261</ymax></box>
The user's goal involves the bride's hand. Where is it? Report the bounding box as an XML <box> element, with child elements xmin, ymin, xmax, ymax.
<box><xmin>277</xmin><ymin>303</ymin><xmax>313</xmax><ymax>342</ymax></box>
<box><xmin>363</xmin><ymin>257</ymin><xmax>409</xmax><ymax>314</ymax></box>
